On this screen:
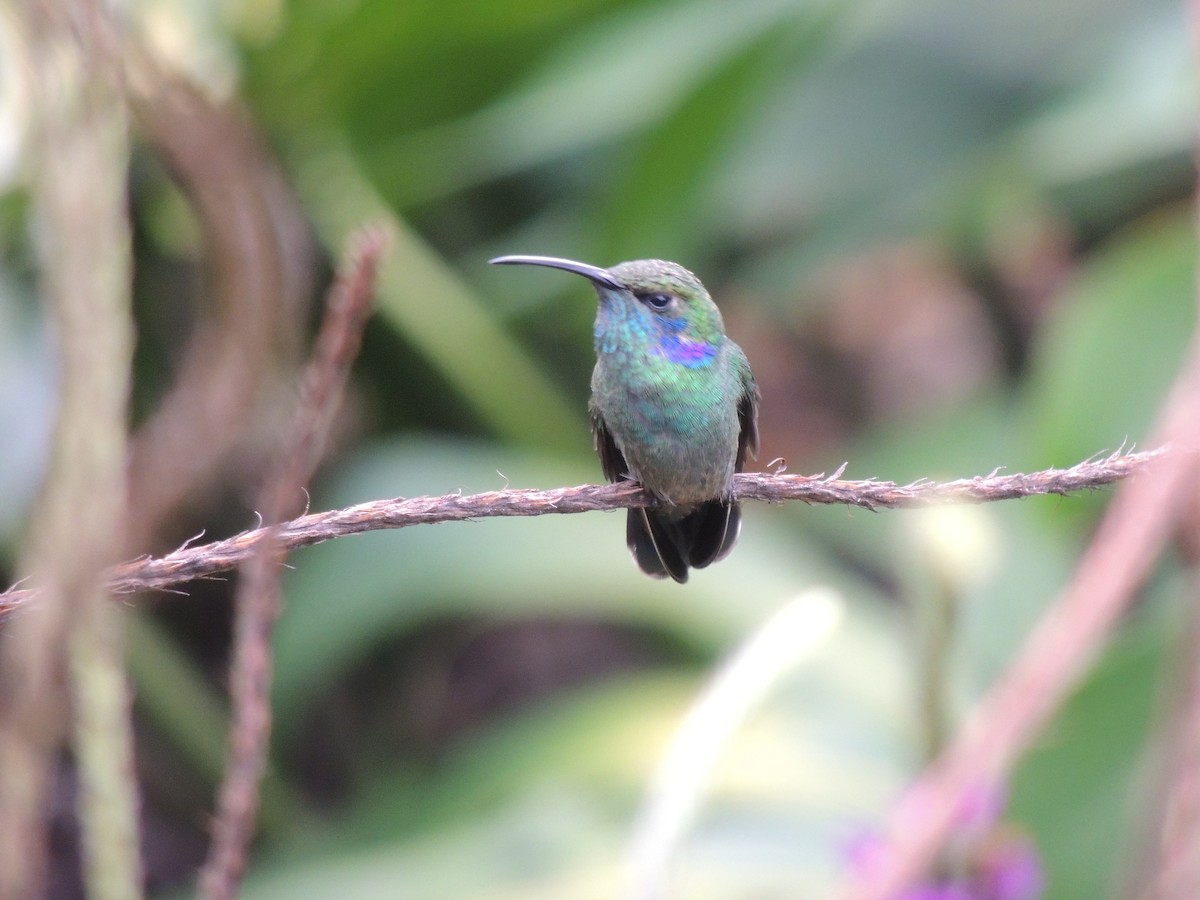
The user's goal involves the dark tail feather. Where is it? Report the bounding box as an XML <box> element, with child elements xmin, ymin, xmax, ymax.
<box><xmin>627</xmin><ymin>508</ymin><xmax>689</xmax><ymax>583</ymax></box>
<box><xmin>686</xmin><ymin>500</ymin><xmax>741</xmax><ymax>569</ymax></box>
<box><xmin>626</xmin><ymin>500</ymin><xmax>741</xmax><ymax>583</ymax></box>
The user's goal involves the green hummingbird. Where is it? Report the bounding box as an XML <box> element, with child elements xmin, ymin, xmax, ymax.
<box><xmin>490</xmin><ymin>255</ymin><xmax>759</xmax><ymax>583</ymax></box>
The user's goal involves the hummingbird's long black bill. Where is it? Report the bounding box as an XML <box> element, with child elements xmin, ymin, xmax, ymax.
<box><xmin>489</xmin><ymin>255</ymin><xmax>623</xmax><ymax>291</ymax></box>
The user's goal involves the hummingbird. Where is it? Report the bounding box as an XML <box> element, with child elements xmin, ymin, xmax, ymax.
<box><xmin>490</xmin><ymin>255</ymin><xmax>759</xmax><ymax>583</ymax></box>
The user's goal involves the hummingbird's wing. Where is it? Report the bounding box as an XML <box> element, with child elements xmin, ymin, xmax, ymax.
<box><xmin>590</xmin><ymin>413</ymin><xmax>629</xmax><ymax>483</ymax></box>
<box><xmin>734</xmin><ymin>361</ymin><xmax>760</xmax><ymax>472</ymax></box>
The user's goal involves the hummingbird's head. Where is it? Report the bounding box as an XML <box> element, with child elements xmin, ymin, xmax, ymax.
<box><xmin>605</xmin><ymin>258</ymin><xmax>725</xmax><ymax>340</ymax></box>
<box><xmin>490</xmin><ymin>255</ymin><xmax>727</xmax><ymax>362</ymax></box>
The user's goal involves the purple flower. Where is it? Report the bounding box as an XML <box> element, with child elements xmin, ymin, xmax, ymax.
<box><xmin>898</xmin><ymin>885</ymin><xmax>973</xmax><ymax>900</ymax></box>
<box><xmin>843</xmin><ymin>782</ymin><xmax>1043</xmax><ymax>900</ymax></box>
<box><xmin>978</xmin><ymin>832</ymin><xmax>1044</xmax><ymax>900</ymax></box>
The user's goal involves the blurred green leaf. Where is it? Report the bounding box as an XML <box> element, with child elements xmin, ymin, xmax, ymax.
<box><xmin>594</xmin><ymin>5</ymin><xmax>841</xmax><ymax>262</ymax></box>
<box><xmin>293</xmin><ymin>146</ymin><xmax>584</xmax><ymax>454</ymax></box>
<box><xmin>359</xmin><ymin>0</ymin><xmax>825</xmax><ymax>206</ymax></box>
<box><xmin>1014</xmin><ymin>9</ymin><xmax>1193</xmax><ymax>190</ymax></box>
<box><xmin>1020</xmin><ymin>209</ymin><xmax>1195</xmax><ymax>468</ymax></box>
<box><xmin>0</xmin><ymin>264</ymin><xmax>54</xmax><ymax>549</ymax></box>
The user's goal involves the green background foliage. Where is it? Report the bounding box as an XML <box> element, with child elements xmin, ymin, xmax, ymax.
<box><xmin>0</xmin><ymin>0</ymin><xmax>1195</xmax><ymax>895</ymax></box>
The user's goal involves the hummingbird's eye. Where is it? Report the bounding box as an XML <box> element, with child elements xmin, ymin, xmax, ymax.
<box><xmin>640</xmin><ymin>292</ymin><xmax>674</xmax><ymax>310</ymax></box>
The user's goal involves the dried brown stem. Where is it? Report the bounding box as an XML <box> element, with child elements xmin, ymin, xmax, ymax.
<box><xmin>198</xmin><ymin>227</ymin><xmax>384</xmax><ymax>900</ymax></box>
<box><xmin>0</xmin><ymin>446</ymin><xmax>1169</xmax><ymax>620</ymax></box>
<box><xmin>1140</xmin><ymin>569</ymin><xmax>1200</xmax><ymax>900</ymax></box>
<box><xmin>837</xmin><ymin>344</ymin><xmax>1200</xmax><ymax>897</ymax></box>
<box><xmin>1134</xmin><ymin>12</ymin><xmax>1200</xmax><ymax>899</ymax></box>
<box><xmin>0</xmin><ymin>2</ymin><xmax>140</xmax><ymax>898</ymax></box>
<box><xmin>123</xmin><ymin>51</ymin><xmax>314</xmax><ymax>556</ymax></box>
